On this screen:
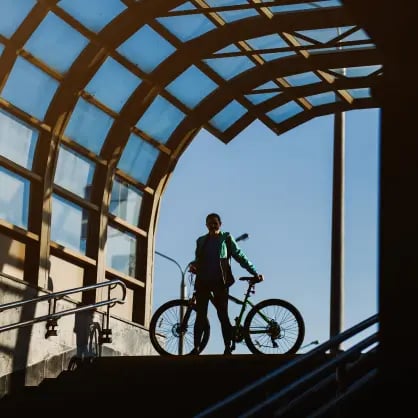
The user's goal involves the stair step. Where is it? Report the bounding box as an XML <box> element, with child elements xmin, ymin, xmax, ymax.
<box><xmin>0</xmin><ymin>353</ymin><xmax>329</xmax><ymax>416</ymax></box>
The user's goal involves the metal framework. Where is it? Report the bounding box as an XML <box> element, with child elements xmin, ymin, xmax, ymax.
<box><xmin>0</xmin><ymin>1</ymin><xmax>382</xmax><ymax>326</ymax></box>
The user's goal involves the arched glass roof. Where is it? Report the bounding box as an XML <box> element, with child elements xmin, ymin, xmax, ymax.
<box><xmin>0</xmin><ymin>0</ymin><xmax>382</xmax><ymax>325</ymax></box>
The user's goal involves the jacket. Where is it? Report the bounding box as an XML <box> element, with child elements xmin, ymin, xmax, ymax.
<box><xmin>191</xmin><ymin>231</ymin><xmax>258</xmax><ymax>285</ymax></box>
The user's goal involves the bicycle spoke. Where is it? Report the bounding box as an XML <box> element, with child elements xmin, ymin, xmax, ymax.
<box><xmin>149</xmin><ymin>299</ymin><xmax>210</xmax><ymax>356</ymax></box>
<box><xmin>244</xmin><ymin>299</ymin><xmax>305</xmax><ymax>355</ymax></box>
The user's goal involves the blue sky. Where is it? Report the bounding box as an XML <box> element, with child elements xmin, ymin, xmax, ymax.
<box><xmin>152</xmin><ymin>108</ymin><xmax>379</xmax><ymax>355</ymax></box>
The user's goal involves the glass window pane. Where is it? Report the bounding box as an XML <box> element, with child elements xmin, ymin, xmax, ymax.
<box><xmin>136</xmin><ymin>96</ymin><xmax>185</xmax><ymax>144</ymax></box>
<box><xmin>64</xmin><ymin>98</ymin><xmax>114</xmax><ymax>154</ymax></box>
<box><xmin>245</xmin><ymin>92</ymin><xmax>279</xmax><ymax>105</ymax></box>
<box><xmin>204</xmin><ymin>46</ymin><xmax>256</xmax><ymax>80</ymax></box>
<box><xmin>85</xmin><ymin>57</ymin><xmax>142</xmax><ymax>112</ymax></box>
<box><xmin>271</xmin><ymin>1</ymin><xmax>341</xmax><ymax>13</ymax></box>
<box><xmin>0</xmin><ymin>0</ymin><xmax>36</xmax><ymax>38</ymax></box>
<box><xmin>0</xmin><ymin>166</ymin><xmax>29</xmax><ymax>229</ymax></box>
<box><xmin>58</xmin><ymin>0</ymin><xmax>126</xmax><ymax>32</ymax></box>
<box><xmin>210</xmin><ymin>100</ymin><xmax>247</xmax><ymax>131</ymax></box>
<box><xmin>54</xmin><ymin>146</ymin><xmax>95</xmax><ymax>199</ymax></box>
<box><xmin>51</xmin><ymin>195</ymin><xmax>87</xmax><ymax>254</ymax></box>
<box><xmin>117</xmin><ymin>25</ymin><xmax>176</xmax><ymax>73</ymax></box>
<box><xmin>267</xmin><ymin>101</ymin><xmax>304</xmax><ymax>123</ymax></box>
<box><xmin>246</xmin><ymin>33</ymin><xmax>296</xmax><ymax>61</ymax></box>
<box><xmin>306</xmin><ymin>92</ymin><xmax>336</xmax><ymax>107</ymax></box>
<box><xmin>106</xmin><ymin>225</ymin><xmax>136</xmax><ymax>277</ymax></box>
<box><xmin>1</xmin><ymin>57</ymin><xmax>59</xmax><ymax>120</ymax></box>
<box><xmin>285</xmin><ymin>72</ymin><xmax>321</xmax><ymax>87</ymax></box>
<box><xmin>0</xmin><ymin>110</ymin><xmax>38</xmax><ymax>169</ymax></box>
<box><xmin>118</xmin><ymin>134</ymin><xmax>158</xmax><ymax>184</ymax></box>
<box><xmin>24</xmin><ymin>12</ymin><xmax>89</xmax><ymax>74</ymax></box>
<box><xmin>157</xmin><ymin>3</ymin><xmax>216</xmax><ymax>42</ymax></box>
<box><xmin>110</xmin><ymin>178</ymin><xmax>143</xmax><ymax>225</ymax></box>
<box><xmin>348</xmin><ymin>88</ymin><xmax>371</xmax><ymax>99</ymax></box>
<box><xmin>206</xmin><ymin>0</ymin><xmax>258</xmax><ymax>22</ymax></box>
<box><xmin>166</xmin><ymin>65</ymin><xmax>218</xmax><ymax>109</ymax></box>
<box><xmin>334</xmin><ymin>65</ymin><xmax>382</xmax><ymax>78</ymax></box>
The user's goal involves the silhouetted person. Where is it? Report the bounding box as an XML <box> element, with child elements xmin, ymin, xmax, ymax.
<box><xmin>189</xmin><ymin>213</ymin><xmax>263</xmax><ymax>355</ymax></box>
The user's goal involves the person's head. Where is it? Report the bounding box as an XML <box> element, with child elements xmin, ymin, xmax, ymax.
<box><xmin>206</xmin><ymin>213</ymin><xmax>222</xmax><ymax>234</ymax></box>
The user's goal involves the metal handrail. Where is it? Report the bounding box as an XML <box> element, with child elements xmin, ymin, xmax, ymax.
<box><xmin>0</xmin><ymin>279</ymin><xmax>127</xmax><ymax>336</ymax></box>
<box><xmin>195</xmin><ymin>313</ymin><xmax>379</xmax><ymax>417</ymax></box>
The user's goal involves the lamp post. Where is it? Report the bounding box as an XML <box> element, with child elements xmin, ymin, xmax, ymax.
<box><xmin>155</xmin><ymin>232</ymin><xmax>249</xmax><ymax>354</ymax></box>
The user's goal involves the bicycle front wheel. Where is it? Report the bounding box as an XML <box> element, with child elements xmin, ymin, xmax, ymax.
<box><xmin>149</xmin><ymin>299</ymin><xmax>210</xmax><ymax>356</ymax></box>
<box><xmin>244</xmin><ymin>299</ymin><xmax>305</xmax><ymax>355</ymax></box>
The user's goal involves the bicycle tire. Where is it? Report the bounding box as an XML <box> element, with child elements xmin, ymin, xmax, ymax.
<box><xmin>243</xmin><ymin>298</ymin><xmax>305</xmax><ymax>355</ymax></box>
<box><xmin>149</xmin><ymin>299</ymin><xmax>210</xmax><ymax>356</ymax></box>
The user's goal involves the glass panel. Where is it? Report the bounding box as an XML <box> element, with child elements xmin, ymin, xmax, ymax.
<box><xmin>0</xmin><ymin>0</ymin><xmax>36</xmax><ymax>38</ymax></box>
<box><xmin>58</xmin><ymin>0</ymin><xmax>126</xmax><ymax>33</ymax></box>
<box><xmin>205</xmin><ymin>45</ymin><xmax>256</xmax><ymax>80</ymax></box>
<box><xmin>245</xmin><ymin>92</ymin><xmax>279</xmax><ymax>105</ymax></box>
<box><xmin>1</xmin><ymin>57</ymin><xmax>59</xmax><ymax>120</ymax></box>
<box><xmin>0</xmin><ymin>110</ymin><xmax>38</xmax><ymax>169</ymax></box>
<box><xmin>158</xmin><ymin>2</ymin><xmax>216</xmax><ymax>42</ymax></box>
<box><xmin>64</xmin><ymin>98</ymin><xmax>114</xmax><ymax>154</ymax></box>
<box><xmin>106</xmin><ymin>224</ymin><xmax>136</xmax><ymax>276</ymax></box>
<box><xmin>246</xmin><ymin>33</ymin><xmax>287</xmax><ymax>51</ymax></box>
<box><xmin>205</xmin><ymin>0</ymin><xmax>258</xmax><ymax>22</ymax></box>
<box><xmin>0</xmin><ymin>166</ymin><xmax>29</xmax><ymax>229</ymax></box>
<box><xmin>343</xmin><ymin>28</ymin><xmax>371</xmax><ymax>42</ymax></box>
<box><xmin>166</xmin><ymin>65</ymin><xmax>218</xmax><ymax>109</ymax></box>
<box><xmin>270</xmin><ymin>1</ymin><xmax>341</xmax><ymax>13</ymax></box>
<box><xmin>51</xmin><ymin>195</ymin><xmax>87</xmax><ymax>254</ymax></box>
<box><xmin>85</xmin><ymin>57</ymin><xmax>142</xmax><ymax>112</ymax></box>
<box><xmin>118</xmin><ymin>134</ymin><xmax>159</xmax><ymax>184</ymax></box>
<box><xmin>136</xmin><ymin>96</ymin><xmax>185</xmax><ymax>144</ymax></box>
<box><xmin>305</xmin><ymin>92</ymin><xmax>336</xmax><ymax>107</ymax></box>
<box><xmin>54</xmin><ymin>146</ymin><xmax>95</xmax><ymax>199</ymax></box>
<box><xmin>255</xmin><ymin>80</ymin><xmax>279</xmax><ymax>91</ymax></box>
<box><xmin>333</xmin><ymin>65</ymin><xmax>382</xmax><ymax>78</ymax></box>
<box><xmin>110</xmin><ymin>178</ymin><xmax>143</xmax><ymax>225</ymax></box>
<box><xmin>210</xmin><ymin>100</ymin><xmax>247</xmax><ymax>131</ymax></box>
<box><xmin>117</xmin><ymin>25</ymin><xmax>176</xmax><ymax>73</ymax></box>
<box><xmin>24</xmin><ymin>12</ymin><xmax>89</xmax><ymax>74</ymax></box>
<box><xmin>296</xmin><ymin>27</ymin><xmax>350</xmax><ymax>44</ymax></box>
<box><xmin>267</xmin><ymin>101</ymin><xmax>304</xmax><ymax>123</ymax></box>
<box><xmin>245</xmin><ymin>33</ymin><xmax>296</xmax><ymax>61</ymax></box>
<box><xmin>347</xmin><ymin>88</ymin><xmax>371</xmax><ymax>99</ymax></box>
<box><xmin>285</xmin><ymin>72</ymin><xmax>321</xmax><ymax>87</ymax></box>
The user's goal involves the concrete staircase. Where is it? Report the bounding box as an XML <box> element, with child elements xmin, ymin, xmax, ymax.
<box><xmin>0</xmin><ymin>353</ymin><xmax>329</xmax><ymax>417</ymax></box>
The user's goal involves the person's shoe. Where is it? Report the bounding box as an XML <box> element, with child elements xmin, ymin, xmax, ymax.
<box><xmin>223</xmin><ymin>347</ymin><xmax>232</xmax><ymax>355</ymax></box>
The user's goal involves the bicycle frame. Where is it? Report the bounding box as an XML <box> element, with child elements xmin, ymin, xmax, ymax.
<box><xmin>149</xmin><ymin>275</ymin><xmax>305</xmax><ymax>356</ymax></box>
<box><xmin>208</xmin><ymin>280</ymin><xmax>272</xmax><ymax>344</ymax></box>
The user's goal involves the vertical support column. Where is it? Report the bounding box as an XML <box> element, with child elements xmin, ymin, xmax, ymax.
<box><xmin>330</xmin><ymin>110</ymin><xmax>345</xmax><ymax>351</ymax></box>
<box><xmin>377</xmin><ymin>17</ymin><xmax>418</xmax><ymax>413</ymax></box>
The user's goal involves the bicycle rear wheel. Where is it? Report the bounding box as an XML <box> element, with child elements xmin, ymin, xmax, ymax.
<box><xmin>244</xmin><ymin>298</ymin><xmax>305</xmax><ymax>355</ymax></box>
<box><xmin>149</xmin><ymin>299</ymin><xmax>210</xmax><ymax>356</ymax></box>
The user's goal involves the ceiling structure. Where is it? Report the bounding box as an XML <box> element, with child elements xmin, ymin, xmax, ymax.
<box><xmin>0</xmin><ymin>0</ymin><xmax>382</xmax><ymax>325</ymax></box>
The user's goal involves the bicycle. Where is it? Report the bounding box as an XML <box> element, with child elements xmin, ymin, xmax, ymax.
<box><xmin>149</xmin><ymin>274</ymin><xmax>305</xmax><ymax>356</ymax></box>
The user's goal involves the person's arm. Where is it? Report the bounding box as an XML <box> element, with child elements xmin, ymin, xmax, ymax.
<box><xmin>229</xmin><ymin>234</ymin><xmax>263</xmax><ymax>281</ymax></box>
<box><xmin>188</xmin><ymin>238</ymin><xmax>200</xmax><ymax>273</ymax></box>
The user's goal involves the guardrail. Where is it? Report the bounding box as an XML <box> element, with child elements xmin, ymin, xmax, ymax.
<box><xmin>0</xmin><ymin>278</ymin><xmax>127</xmax><ymax>343</ymax></box>
<box><xmin>195</xmin><ymin>313</ymin><xmax>379</xmax><ymax>417</ymax></box>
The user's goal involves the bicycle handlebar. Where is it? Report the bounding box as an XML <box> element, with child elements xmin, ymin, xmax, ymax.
<box><xmin>239</xmin><ymin>276</ymin><xmax>262</xmax><ymax>284</ymax></box>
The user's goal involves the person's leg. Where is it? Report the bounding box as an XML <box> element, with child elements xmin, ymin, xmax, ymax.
<box><xmin>193</xmin><ymin>283</ymin><xmax>211</xmax><ymax>352</ymax></box>
<box><xmin>212</xmin><ymin>284</ymin><xmax>233</xmax><ymax>354</ymax></box>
